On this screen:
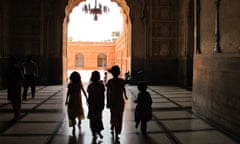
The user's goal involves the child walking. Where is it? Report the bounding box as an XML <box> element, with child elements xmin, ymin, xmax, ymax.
<box><xmin>106</xmin><ymin>65</ymin><xmax>128</xmax><ymax>141</ymax></box>
<box><xmin>134</xmin><ymin>81</ymin><xmax>152</xmax><ymax>134</ymax></box>
<box><xmin>65</xmin><ymin>71</ymin><xmax>87</xmax><ymax>135</ymax></box>
<box><xmin>87</xmin><ymin>71</ymin><xmax>105</xmax><ymax>140</ymax></box>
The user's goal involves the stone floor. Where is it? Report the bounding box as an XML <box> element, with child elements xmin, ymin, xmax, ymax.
<box><xmin>0</xmin><ymin>84</ymin><xmax>239</xmax><ymax>144</ymax></box>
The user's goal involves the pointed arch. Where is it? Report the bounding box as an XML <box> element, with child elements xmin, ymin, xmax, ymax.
<box><xmin>63</xmin><ymin>0</ymin><xmax>132</xmax><ymax>77</ymax></box>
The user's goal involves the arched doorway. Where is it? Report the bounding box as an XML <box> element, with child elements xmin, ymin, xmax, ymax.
<box><xmin>63</xmin><ymin>0</ymin><xmax>131</xmax><ymax>82</ymax></box>
<box><xmin>62</xmin><ymin>0</ymin><xmax>193</xmax><ymax>87</ymax></box>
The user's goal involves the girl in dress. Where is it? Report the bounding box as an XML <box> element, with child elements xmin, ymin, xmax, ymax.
<box><xmin>65</xmin><ymin>71</ymin><xmax>87</xmax><ymax>135</ymax></box>
<box><xmin>87</xmin><ymin>71</ymin><xmax>105</xmax><ymax>139</ymax></box>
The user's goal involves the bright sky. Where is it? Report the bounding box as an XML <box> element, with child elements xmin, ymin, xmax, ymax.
<box><xmin>68</xmin><ymin>0</ymin><xmax>123</xmax><ymax>42</ymax></box>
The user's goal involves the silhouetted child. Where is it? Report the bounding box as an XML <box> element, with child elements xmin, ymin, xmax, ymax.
<box><xmin>134</xmin><ymin>81</ymin><xmax>152</xmax><ymax>134</ymax></box>
<box><xmin>87</xmin><ymin>71</ymin><xmax>105</xmax><ymax>140</ymax></box>
<box><xmin>106</xmin><ymin>65</ymin><xmax>128</xmax><ymax>141</ymax></box>
<box><xmin>65</xmin><ymin>71</ymin><xmax>87</xmax><ymax>135</ymax></box>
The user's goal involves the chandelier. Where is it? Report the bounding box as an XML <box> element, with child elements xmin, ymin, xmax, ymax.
<box><xmin>82</xmin><ymin>0</ymin><xmax>110</xmax><ymax>21</ymax></box>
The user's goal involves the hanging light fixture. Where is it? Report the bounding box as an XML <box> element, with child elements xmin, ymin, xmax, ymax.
<box><xmin>82</xmin><ymin>0</ymin><xmax>110</xmax><ymax>21</ymax></box>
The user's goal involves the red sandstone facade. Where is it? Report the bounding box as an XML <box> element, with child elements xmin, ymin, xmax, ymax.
<box><xmin>67</xmin><ymin>41</ymin><xmax>115</xmax><ymax>70</ymax></box>
<box><xmin>67</xmin><ymin>32</ymin><xmax>129</xmax><ymax>76</ymax></box>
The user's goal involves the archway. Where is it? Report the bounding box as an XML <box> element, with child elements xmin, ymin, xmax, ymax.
<box><xmin>63</xmin><ymin>0</ymin><xmax>131</xmax><ymax>82</ymax></box>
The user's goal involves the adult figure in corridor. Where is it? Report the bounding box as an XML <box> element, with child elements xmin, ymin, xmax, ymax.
<box><xmin>87</xmin><ymin>70</ymin><xmax>105</xmax><ymax>140</ymax></box>
<box><xmin>22</xmin><ymin>56</ymin><xmax>38</xmax><ymax>100</ymax></box>
<box><xmin>106</xmin><ymin>65</ymin><xmax>128</xmax><ymax>141</ymax></box>
<box><xmin>7</xmin><ymin>56</ymin><xmax>24</xmax><ymax>121</ymax></box>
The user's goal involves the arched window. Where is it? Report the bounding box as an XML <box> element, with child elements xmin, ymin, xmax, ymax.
<box><xmin>75</xmin><ymin>53</ymin><xmax>84</xmax><ymax>67</ymax></box>
<box><xmin>97</xmin><ymin>53</ymin><xmax>107</xmax><ymax>67</ymax></box>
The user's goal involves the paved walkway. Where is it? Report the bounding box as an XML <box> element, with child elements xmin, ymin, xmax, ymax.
<box><xmin>0</xmin><ymin>84</ymin><xmax>239</xmax><ymax>144</ymax></box>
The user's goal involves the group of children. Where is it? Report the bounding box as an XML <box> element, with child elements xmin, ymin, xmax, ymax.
<box><xmin>65</xmin><ymin>65</ymin><xmax>152</xmax><ymax>141</ymax></box>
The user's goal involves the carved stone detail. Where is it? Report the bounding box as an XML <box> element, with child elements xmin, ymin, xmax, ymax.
<box><xmin>150</xmin><ymin>0</ymin><xmax>178</xmax><ymax>56</ymax></box>
<box><xmin>152</xmin><ymin>22</ymin><xmax>177</xmax><ymax>37</ymax></box>
<box><xmin>152</xmin><ymin>39</ymin><xmax>177</xmax><ymax>56</ymax></box>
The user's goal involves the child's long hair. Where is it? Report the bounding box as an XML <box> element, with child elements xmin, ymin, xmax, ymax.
<box><xmin>70</xmin><ymin>71</ymin><xmax>82</xmax><ymax>85</ymax></box>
